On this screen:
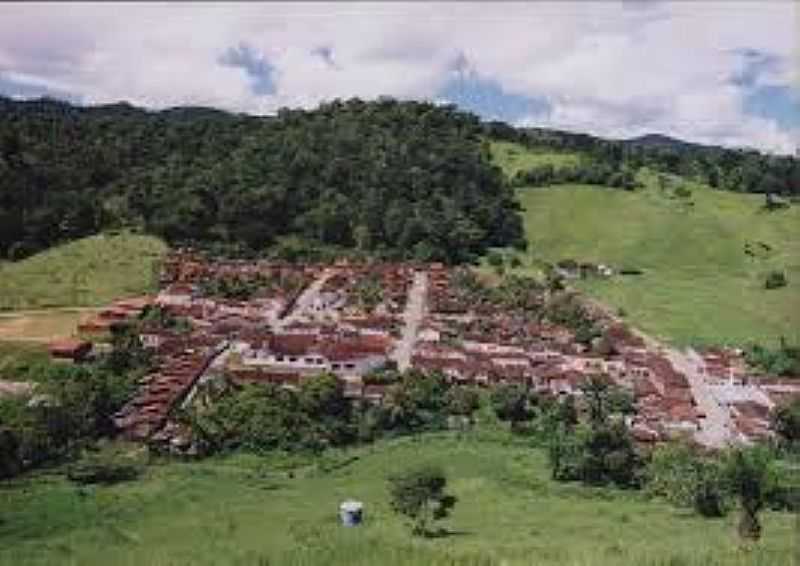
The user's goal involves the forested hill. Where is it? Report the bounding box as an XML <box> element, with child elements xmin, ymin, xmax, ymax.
<box><xmin>485</xmin><ymin>121</ymin><xmax>800</xmax><ymax>195</ymax></box>
<box><xmin>0</xmin><ymin>96</ymin><xmax>524</xmax><ymax>263</ymax></box>
<box><xmin>2</xmin><ymin>96</ymin><xmax>798</xmax><ymax>264</ymax></box>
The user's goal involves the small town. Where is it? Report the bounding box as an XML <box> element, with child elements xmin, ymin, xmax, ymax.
<box><xmin>2</xmin><ymin>3</ymin><xmax>798</xmax><ymax>564</ymax></box>
<box><xmin>43</xmin><ymin>250</ymin><xmax>799</xmax><ymax>452</ymax></box>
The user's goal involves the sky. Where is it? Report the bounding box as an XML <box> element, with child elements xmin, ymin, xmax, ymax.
<box><xmin>0</xmin><ymin>1</ymin><xmax>798</xmax><ymax>154</ymax></box>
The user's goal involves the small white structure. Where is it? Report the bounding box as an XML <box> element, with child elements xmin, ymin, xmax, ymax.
<box><xmin>339</xmin><ymin>500</ymin><xmax>364</xmax><ymax>527</ymax></box>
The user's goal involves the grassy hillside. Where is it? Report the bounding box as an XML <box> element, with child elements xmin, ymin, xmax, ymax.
<box><xmin>489</xmin><ymin>140</ymin><xmax>583</xmax><ymax>177</ymax></box>
<box><xmin>0</xmin><ymin>433</ymin><xmax>793</xmax><ymax>566</ymax></box>
<box><xmin>513</xmin><ymin>181</ymin><xmax>800</xmax><ymax>346</ymax></box>
<box><xmin>0</xmin><ymin>232</ymin><xmax>166</xmax><ymax>310</ymax></box>
<box><xmin>488</xmin><ymin>141</ymin><xmax>800</xmax><ymax>346</ymax></box>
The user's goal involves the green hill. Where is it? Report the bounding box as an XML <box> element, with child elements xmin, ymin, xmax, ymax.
<box><xmin>0</xmin><ymin>232</ymin><xmax>166</xmax><ymax>310</ymax></box>
<box><xmin>502</xmin><ymin>157</ymin><xmax>800</xmax><ymax>346</ymax></box>
<box><xmin>0</xmin><ymin>97</ymin><xmax>523</xmax><ymax>263</ymax></box>
<box><xmin>0</xmin><ymin>433</ymin><xmax>793</xmax><ymax>566</ymax></box>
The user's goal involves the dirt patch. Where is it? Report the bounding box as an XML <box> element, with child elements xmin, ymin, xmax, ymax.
<box><xmin>0</xmin><ymin>310</ymin><xmax>89</xmax><ymax>343</ymax></box>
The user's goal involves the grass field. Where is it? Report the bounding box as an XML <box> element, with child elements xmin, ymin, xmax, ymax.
<box><xmin>489</xmin><ymin>140</ymin><xmax>583</xmax><ymax>177</ymax></box>
<box><xmin>0</xmin><ymin>233</ymin><xmax>167</xmax><ymax>311</ymax></box>
<box><xmin>0</xmin><ymin>432</ymin><xmax>795</xmax><ymax>566</ymax></box>
<box><xmin>489</xmin><ymin>142</ymin><xmax>800</xmax><ymax>347</ymax></box>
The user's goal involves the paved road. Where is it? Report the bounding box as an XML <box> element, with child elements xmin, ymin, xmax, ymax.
<box><xmin>274</xmin><ymin>270</ymin><xmax>333</xmax><ymax>331</ymax></box>
<box><xmin>391</xmin><ymin>270</ymin><xmax>428</xmax><ymax>372</ymax></box>
<box><xmin>665</xmin><ymin>347</ymin><xmax>736</xmax><ymax>449</ymax></box>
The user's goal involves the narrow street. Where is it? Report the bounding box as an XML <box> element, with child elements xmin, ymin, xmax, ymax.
<box><xmin>664</xmin><ymin>346</ymin><xmax>735</xmax><ymax>449</ymax></box>
<box><xmin>273</xmin><ymin>269</ymin><xmax>333</xmax><ymax>331</ymax></box>
<box><xmin>391</xmin><ymin>270</ymin><xmax>428</xmax><ymax>372</ymax></box>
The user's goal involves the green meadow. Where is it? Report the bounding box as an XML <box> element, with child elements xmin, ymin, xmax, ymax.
<box><xmin>0</xmin><ymin>433</ymin><xmax>795</xmax><ymax>566</ymax></box>
<box><xmin>490</xmin><ymin>142</ymin><xmax>800</xmax><ymax>347</ymax></box>
<box><xmin>489</xmin><ymin>140</ymin><xmax>584</xmax><ymax>177</ymax></box>
<box><xmin>0</xmin><ymin>233</ymin><xmax>166</xmax><ymax>311</ymax></box>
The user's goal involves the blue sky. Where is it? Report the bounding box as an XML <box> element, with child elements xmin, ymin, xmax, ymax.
<box><xmin>0</xmin><ymin>2</ymin><xmax>797</xmax><ymax>153</ymax></box>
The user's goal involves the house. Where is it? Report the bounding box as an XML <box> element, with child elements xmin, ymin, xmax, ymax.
<box><xmin>48</xmin><ymin>339</ymin><xmax>92</xmax><ymax>363</ymax></box>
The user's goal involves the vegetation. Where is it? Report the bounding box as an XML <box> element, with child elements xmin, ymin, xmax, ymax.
<box><xmin>0</xmin><ymin>96</ymin><xmax>524</xmax><ymax>264</ymax></box>
<box><xmin>770</xmin><ymin>398</ymin><xmax>800</xmax><ymax>450</ymax></box>
<box><xmin>0</xmin><ymin>232</ymin><xmax>166</xmax><ymax>309</ymax></box>
<box><xmin>723</xmin><ymin>447</ymin><xmax>776</xmax><ymax>543</ymax></box>
<box><xmin>510</xmin><ymin>178</ymin><xmax>800</xmax><ymax>346</ymax></box>
<box><xmin>0</xmin><ymin>433</ymin><xmax>795</xmax><ymax>566</ymax></box>
<box><xmin>743</xmin><ymin>339</ymin><xmax>800</xmax><ymax>377</ymax></box>
<box><xmin>0</xmin><ymin>324</ymin><xmax>150</xmax><ymax>477</ymax></box>
<box><xmin>646</xmin><ymin>442</ymin><xmax>728</xmax><ymax>517</ymax></box>
<box><xmin>486</xmin><ymin>121</ymin><xmax>800</xmax><ymax>197</ymax></box>
<box><xmin>548</xmin><ymin>376</ymin><xmax>641</xmax><ymax>489</ymax></box>
<box><xmin>387</xmin><ymin>465</ymin><xmax>456</xmax><ymax>536</ymax></box>
<box><xmin>764</xmin><ymin>270</ymin><xmax>787</xmax><ymax>290</ymax></box>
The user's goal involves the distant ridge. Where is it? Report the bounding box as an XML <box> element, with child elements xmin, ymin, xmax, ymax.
<box><xmin>623</xmin><ymin>133</ymin><xmax>702</xmax><ymax>150</ymax></box>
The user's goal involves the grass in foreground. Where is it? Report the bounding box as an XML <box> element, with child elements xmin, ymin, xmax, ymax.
<box><xmin>0</xmin><ymin>433</ymin><xmax>794</xmax><ymax>566</ymax></box>
<box><xmin>0</xmin><ymin>232</ymin><xmax>166</xmax><ymax>310</ymax></box>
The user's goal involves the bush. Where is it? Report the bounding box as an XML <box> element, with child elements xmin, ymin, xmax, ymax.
<box><xmin>764</xmin><ymin>270</ymin><xmax>787</xmax><ymax>289</ymax></box>
<box><xmin>388</xmin><ymin>465</ymin><xmax>456</xmax><ymax>536</ymax></box>
<box><xmin>66</xmin><ymin>444</ymin><xmax>145</xmax><ymax>485</ymax></box>
<box><xmin>645</xmin><ymin>442</ymin><xmax>728</xmax><ymax>518</ymax></box>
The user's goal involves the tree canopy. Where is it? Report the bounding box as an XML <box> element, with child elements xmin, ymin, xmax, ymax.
<box><xmin>0</xmin><ymin>96</ymin><xmax>524</xmax><ymax>263</ymax></box>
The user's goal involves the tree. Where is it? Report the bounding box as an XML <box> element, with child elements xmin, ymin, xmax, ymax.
<box><xmin>646</xmin><ymin>442</ymin><xmax>727</xmax><ymax>517</ymax></box>
<box><xmin>490</xmin><ymin>384</ymin><xmax>531</xmax><ymax>431</ymax></box>
<box><xmin>724</xmin><ymin>447</ymin><xmax>776</xmax><ymax>544</ymax></box>
<box><xmin>770</xmin><ymin>398</ymin><xmax>800</xmax><ymax>449</ymax></box>
<box><xmin>388</xmin><ymin>465</ymin><xmax>457</xmax><ymax>536</ymax></box>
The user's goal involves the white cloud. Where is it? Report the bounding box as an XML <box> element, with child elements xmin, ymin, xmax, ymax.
<box><xmin>0</xmin><ymin>1</ymin><xmax>797</xmax><ymax>153</ymax></box>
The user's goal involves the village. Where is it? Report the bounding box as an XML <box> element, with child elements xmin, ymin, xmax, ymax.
<box><xmin>47</xmin><ymin>251</ymin><xmax>800</xmax><ymax>451</ymax></box>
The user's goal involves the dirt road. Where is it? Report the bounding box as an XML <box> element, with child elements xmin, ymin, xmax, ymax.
<box><xmin>391</xmin><ymin>270</ymin><xmax>428</xmax><ymax>372</ymax></box>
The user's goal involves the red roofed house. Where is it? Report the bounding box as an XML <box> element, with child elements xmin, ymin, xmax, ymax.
<box><xmin>48</xmin><ymin>339</ymin><xmax>93</xmax><ymax>363</ymax></box>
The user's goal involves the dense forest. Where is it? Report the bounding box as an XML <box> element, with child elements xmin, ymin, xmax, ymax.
<box><xmin>1</xmin><ymin>96</ymin><xmax>797</xmax><ymax>263</ymax></box>
<box><xmin>0</xmin><ymin>96</ymin><xmax>524</xmax><ymax>263</ymax></box>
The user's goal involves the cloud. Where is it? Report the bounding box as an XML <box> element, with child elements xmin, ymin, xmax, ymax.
<box><xmin>0</xmin><ymin>1</ymin><xmax>796</xmax><ymax>153</ymax></box>
<box><xmin>219</xmin><ymin>43</ymin><xmax>277</xmax><ymax>95</ymax></box>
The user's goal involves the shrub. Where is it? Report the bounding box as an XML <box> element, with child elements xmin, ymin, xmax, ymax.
<box><xmin>66</xmin><ymin>444</ymin><xmax>145</xmax><ymax>485</ymax></box>
<box><xmin>388</xmin><ymin>465</ymin><xmax>457</xmax><ymax>536</ymax></box>
<box><xmin>764</xmin><ymin>270</ymin><xmax>787</xmax><ymax>290</ymax></box>
<box><xmin>645</xmin><ymin>442</ymin><xmax>728</xmax><ymax>518</ymax></box>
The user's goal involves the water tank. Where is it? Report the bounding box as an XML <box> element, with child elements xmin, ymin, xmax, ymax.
<box><xmin>339</xmin><ymin>500</ymin><xmax>364</xmax><ymax>527</ymax></box>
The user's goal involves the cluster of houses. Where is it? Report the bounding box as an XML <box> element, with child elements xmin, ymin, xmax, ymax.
<box><xmin>50</xmin><ymin>251</ymin><xmax>799</xmax><ymax>448</ymax></box>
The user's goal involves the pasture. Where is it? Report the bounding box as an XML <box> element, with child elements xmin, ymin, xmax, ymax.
<box><xmin>0</xmin><ymin>233</ymin><xmax>166</xmax><ymax>311</ymax></box>
<box><xmin>0</xmin><ymin>433</ymin><xmax>795</xmax><ymax>566</ymax></box>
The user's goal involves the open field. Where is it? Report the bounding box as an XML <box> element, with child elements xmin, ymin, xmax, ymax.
<box><xmin>0</xmin><ymin>432</ymin><xmax>795</xmax><ymax>566</ymax></box>
<box><xmin>514</xmin><ymin>184</ymin><xmax>800</xmax><ymax>346</ymax></box>
<box><xmin>489</xmin><ymin>140</ymin><xmax>583</xmax><ymax>177</ymax></box>
<box><xmin>488</xmin><ymin>139</ymin><xmax>800</xmax><ymax>347</ymax></box>
<box><xmin>0</xmin><ymin>233</ymin><xmax>166</xmax><ymax>311</ymax></box>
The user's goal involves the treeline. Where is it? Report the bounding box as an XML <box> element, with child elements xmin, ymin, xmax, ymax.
<box><xmin>484</xmin><ymin>121</ymin><xmax>800</xmax><ymax>195</ymax></box>
<box><xmin>510</xmin><ymin>162</ymin><xmax>639</xmax><ymax>190</ymax></box>
<box><xmin>0</xmin><ymin>96</ymin><xmax>524</xmax><ymax>263</ymax></box>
